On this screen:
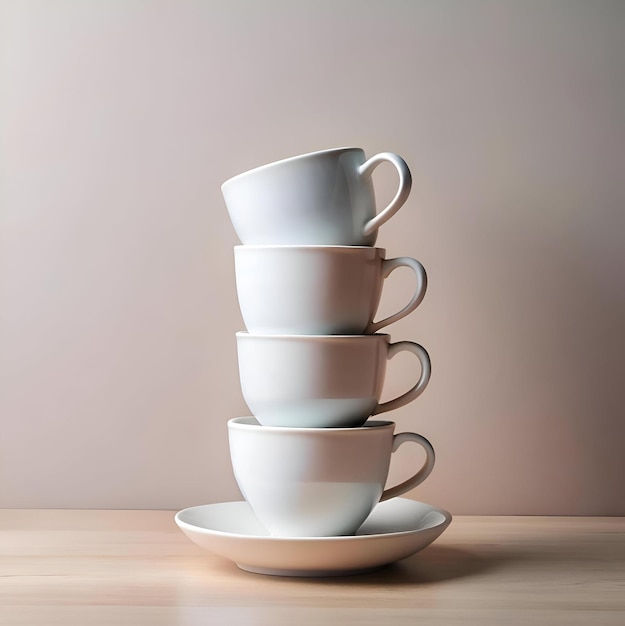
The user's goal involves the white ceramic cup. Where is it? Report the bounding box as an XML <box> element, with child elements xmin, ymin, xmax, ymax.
<box><xmin>234</xmin><ymin>245</ymin><xmax>427</xmax><ymax>335</ymax></box>
<box><xmin>221</xmin><ymin>147</ymin><xmax>412</xmax><ymax>246</ymax></box>
<box><xmin>236</xmin><ymin>333</ymin><xmax>431</xmax><ymax>428</ymax></box>
<box><xmin>228</xmin><ymin>417</ymin><xmax>435</xmax><ymax>537</ymax></box>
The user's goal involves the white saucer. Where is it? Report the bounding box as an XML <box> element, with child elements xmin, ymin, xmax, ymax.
<box><xmin>175</xmin><ymin>498</ymin><xmax>452</xmax><ymax>577</ymax></box>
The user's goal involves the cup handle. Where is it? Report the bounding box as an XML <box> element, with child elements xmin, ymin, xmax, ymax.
<box><xmin>366</xmin><ymin>257</ymin><xmax>427</xmax><ymax>333</ymax></box>
<box><xmin>373</xmin><ymin>342</ymin><xmax>431</xmax><ymax>415</ymax></box>
<box><xmin>358</xmin><ymin>152</ymin><xmax>412</xmax><ymax>238</ymax></box>
<box><xmin>380</xmin><ymin>432</ymin><xmax>435</xmax><ymax>501</ymax></box>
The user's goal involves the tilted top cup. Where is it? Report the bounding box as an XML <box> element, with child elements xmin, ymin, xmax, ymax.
<box><xmin>221</xmin><ymin>147</ymin><xmax>412</xmax><ymax>246</ymax></box>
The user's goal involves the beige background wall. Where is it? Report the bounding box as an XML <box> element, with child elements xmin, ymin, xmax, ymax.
<box><xmin>1</xmin><ymin>0</ymin><xmax>623</xmax><ymax>514</ymax></box>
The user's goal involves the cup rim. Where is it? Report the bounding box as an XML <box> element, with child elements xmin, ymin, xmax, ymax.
<box><xmin>235</xmin><ymin>331</ymin><xmax>391</xmax><ymax>341</ymax></box>
<box><xmin>228</xmin><ymin>416</ymin><xmax>395</xmax><ymax>433</ymax></box>
<box><xmin>234</xmin><ymin>244</ymin><xmax>386</xmax><ymax>254</ymax></box>
<box><xmin>221</xmin><ymin>146</ymin><xmax>362</xmax><ymax>188</ymax></box>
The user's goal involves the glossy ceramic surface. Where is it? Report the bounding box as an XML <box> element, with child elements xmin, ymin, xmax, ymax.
<box><xmin>221</xmin><ymin>147</ymin><xmax>411</xmax><ymax>246</ymax></box>
<box><xmin>227</xmin><ymin>418</ymin><xmax>435</xmax><ymax>537</ymax></box>
<box><xmin>234</xmin><ymin>245</ymin><xmax>427</xmax><ymax>335</ymax></box>
<box><xmin>236</xmin><ymin>333</ymin><xmax>431</xmax><ymax>428</ymax></box>
<box><xmin>175</xmin><ymin>498</ymin><xmax>452</xmax><ymax>577</ymax></box>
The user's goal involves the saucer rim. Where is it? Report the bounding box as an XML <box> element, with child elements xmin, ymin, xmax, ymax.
<box><xmin>174</xmin><ymin>498</ymin><xmax>452</xmax><ymax>542</ymax></box>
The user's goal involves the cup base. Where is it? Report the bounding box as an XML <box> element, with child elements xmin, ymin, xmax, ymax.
<box><xmin>250</xmin><ymin>398</ymin><xmax>376</xmax><ymax>429</ymax></box>
<box><xmin>244</xmin><ymin>481</ymin><xmax>381</xmax><ymax>538</ymax></box>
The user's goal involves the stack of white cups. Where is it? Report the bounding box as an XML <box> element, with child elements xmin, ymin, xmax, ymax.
<box><xmin>222</xmin><ymin>147</ymin><xmax>436</xmax><ymax>538</ymax></box>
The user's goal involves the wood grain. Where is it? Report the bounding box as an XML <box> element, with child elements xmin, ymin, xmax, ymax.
<box><xmin>1</xmin><ymin>510</ymin><xmax>623</xmax><ymax>625</ymax></box>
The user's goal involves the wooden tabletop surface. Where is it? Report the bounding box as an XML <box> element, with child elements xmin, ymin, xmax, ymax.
<box><xmin>1</xmin><ymin>509</ymin><xmax>624</xmax><ymax>625</ymax></box>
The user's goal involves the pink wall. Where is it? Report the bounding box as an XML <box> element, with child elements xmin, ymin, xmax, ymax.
<box><xmin>1</xmin><ymin>0</ymin><xmax>623</xmax><ymax>514</ymax></box>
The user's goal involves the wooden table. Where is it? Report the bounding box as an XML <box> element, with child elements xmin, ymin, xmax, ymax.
<box><xmin>1</xmin><ymin>509</ymin><xmax>624</xmax><ymax>625</ymax></box>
